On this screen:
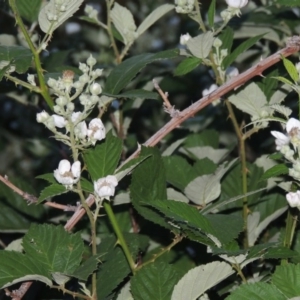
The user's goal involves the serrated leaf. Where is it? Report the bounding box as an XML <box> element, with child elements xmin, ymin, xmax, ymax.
<box><xmin>275</xmin><ymin>0</ymin><xmax>300</xmax><ymax>6</ymax></box>
<box><xmin>272</xmin><ymin>264</ymin><xmax>300</xmax><ymax>298</ymax></box>
<box><xmin>16</xmin><ymin>0</ymin><xmax>43</xmax><ymax>22</ymax></box>
<box><xmin>172</xmin><ymin>262</ymin><xmax>234</xmax><ymax>300</ymax></box>
<box><xmin>36</xmin><ymin>173</ymin><xmax>56</xmax><ymax>184</ymax></box>
<box><xmin>97</xmin><ymin>247</ymin><xmax>131</xmax><ymax>299</ymax></box>
<box><xmin>207</xmin><ymin>0</ymin><xmax>216</xmax><ymax>29</ymax></box>
<box><xmin>38</xmin><ymin>183</ymin><xmax>68</xmax><ymax>203</ymax></box>
<box><xmin>136</xmin><ymin>4</ymin><xmax>174</xmax><ymax>37</ymax></box>
<box><xmin>80</xmin><ymin>177</ymin><xmax>94</xmax><ymax>193</ymax></box>
<box><xmin>105</xmin><ymin>89</ymin><xmax>159</xmax><ymax>100</ymax></box>
<box><xmin>131</xmin><ymin>261</ymin><xmax>181</xmax><ymax>300</ymax></box>
<box><xmin>111</xmin><ymin>3</ymin><xmax>136</xmax><ymax>45</ymax></box>
<box><xmin>167</xmin><ymin>188</ymin><xmax>189</xmax><ymax>203</ymax></box>
<box><xmin>186</xmin><ymin>31</ymin><xmax>215</xmax><ymax>59</ymax></box>
<box><xmin>228</xmin><ymin>82</ymin><xmax>267</xmax><ymax>119</ymax></box>
<box><xmin>223</xmin><ymin>34</ymin><xmax>265</xmax><ymax>69</ymax></box>
<box><xmin>72</xmin><ymin>255</ymin><xmax>100</xmax><ymax>281</ymax></box>
<box><xmin>264</xmin><ymin>247</ymin><xmax>298</xmax><ymax>259</ymax></box>
<box><xmin>219</xmin><ymin>26</ymin><xmax>234</xmax><ymax>54</ymax></box>
<box><xmin>84</xmin><ymin>131</ymin><xmax>122</xmax><ymax>181</ymax></box>
<box><xmin>184</xmin><ymin>160</ymin><xmax>236</xmax><ymax>205</ymax></box>
<box><xmin>23</xmin><ymin>224</ymin><xmax>84</xmax><ymax>275</ymax></box>
<box><xmin>38</xmin><ymin>0</ymin><xmax>84</xmax><ymax>33</ymax></box>
<box><xmin>182</xmin><ymin>146</ymin><xmax>228</xmax><ymax>164</ymax></box>
<box><xmin>0</xmin><ymin>251</ymin><xmax>51</xmax><ymax>289</ymax></box>
<box><xmin>104</xmin><ymin>49</ymin><xmax>179</xmax><ymax>95</ymax></box>
<box><xmin>226</xmin><ymin>282</ymin><xmax>286</xmax><ymax>300</ymax></box>
<box><xmin>130</xmin><ymin>147</ymin><xmax>170</xmax><ymax>230</ymax></box>
<box><xmin>260</xmin><ymin>164</ymin><xmax>289</xmax><ymax>180</ymax></box>
<box><xmin>184</xmin><ymin>130</ymin><xmax>219</xmax><ymax>148</ymax></box>
<box><xmin>269</xmin><ymin>104</ymin><xmax>292</xmax><ymax>119</ymax></box>
<box><xmin>282</xmin><ymin>57</ymin><xmax>299</xmax><ymax>82</ymax></box>
<box><xmin>174</xmin><ymin>57</ymin><xmax>202</xmax><ymax>76</ymax></box>
<box><xmin>0</xmin><ymin>46</ymin><xmax>33</xmax><ymax>79</ymax></box>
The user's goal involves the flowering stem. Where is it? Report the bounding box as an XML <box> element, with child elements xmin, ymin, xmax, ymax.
<box><xmin>8</xmin><ymin>0</ymin><xmax>54</xmax><ymax>109</ymax></box>
<box><xmin>194</xmin><ymin>0</ymin><xmax>207</xmax><ymax>32</ymax></box>
<box><xmin>103</xmin><ymin>200</ymin><xmax>136</xmax><ymax>273</ymax></box>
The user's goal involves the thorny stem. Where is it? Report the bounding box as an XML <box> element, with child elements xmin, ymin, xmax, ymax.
<box><xmin>232</xmin><ymin>263</ymin><xmax>247</xmax><ymax>283</ymax></box>
<box><xmin>52</xmin><ymin>285</ymin><xmax>90</xmax><ymax>300</ymax></box>
<box><xmin>9</xmin><ymin>0</ymin><xmax>54</xmax><ymax>109</ymax></box>
<box><xmin>5</xmin><ymin>74</ymin><xmax>41</xmax><ymax>93</ymax></box>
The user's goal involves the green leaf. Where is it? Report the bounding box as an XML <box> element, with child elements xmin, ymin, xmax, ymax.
<box><xmin>174</xmin><ymin>57</ymin><xmax>202</xmax><ymax>76</ymax></box>
<box><xmin>136</xmin><ymin>4</ymin><xmax>174</xmax><ymax>37</ymax></box>
<box><xmin>282</xmin><ymin>56</ymin><xmax>299</xmax><ymax>82</ymax></box>
<box><xmin>163</xmin><ymin>156</ymin><xmax>198</xmax><ymax>191</ymax></box>
<box><xmin>172</xmin><ymin>262</ymin><xmax>234</xmax><ymax>300</ymax></box>
<box><xmin>72</xmin><ymin>255</ymin><xmax>100</xmax><ymax>281</ymax></box>
<box><xmin>219</xmin><ymin>26</ymin><xmax>234</xmax><ymax>54</ymax></box>
<box><xmin>104</xmin><ymin>89</ymin><xmax>159</xmax><ymax>100</ymax></box>
<box><xmin>0</xmin><ymin>46</ymin><xmax>33</xmax><ymax>80</ymax></box>
<box><xmin>0</xmin><ymin>251</ymin><xmax>51</xmax><ymax>289</ymax></box>
<box><xmin>184</xmin><ymin>130</ymin><xmax>219</xmax><ymax>148</ymax></box>
<box><xmin>223</xmin><ymin>34</ymin><xmax>265</xmax><ymax>69</ymax></box>
<box><xmin>131</xmin><ymin>261</ymin><xmax>181</xmax><ymax>300</ymax></box>
<box><xmin>228</xmin><ymin>82</ymin><xmax>267</xmax><ymax>119</ymax></box>
<box><xmin>207</xmin><ymin>0</ymin><xmax>216</xmax><ymax>29</ymax></box>
<box><xmin>272</xmin><ymin>76</ymin><xmax>294</xmax><ymax>86</ymax></box>
<box><xmin>16</xmin><ymin>0</ymin><xmax>43</xmax><ymax>22</ymax></box>
<box><xmin>38</xmin><ymin>183</ymin><xmax>68</xmax><ymax>203</ymax></box>
<box><xmin>104</xmin><ymin>49</ymin><xmax>179</xmax><ymax>95</ymax></box>
<box><xmin>272</xmin><ymin>264</ymin><xmax>300</xmax><ymax>298</ymax></box>
<box><xmin>260</xmin><ymin>164</ymin><xmax>289</xmax><ymax>180</ymax></box>
<box><xmin>274</xmin><ymin>0</ymin><xmax>300</xmax><ymax>6</ymax></box>
<box><xmin>264</xmin><ymin>246</ymin><xmax>298</xmax><ymax>259</ymax></box>
<box><xmin>97</xmin><ymin>247</ymin><xmax>131</xmax><ymax>299</ymax></box>
<box><xmin>36</xmin><ymin>173</ymin><xmax>56</xmax><ymax>184</ymax></box>
<box><xmin>80</xmin><ymin>178</ymin><xmax>94</xmax><ymax>193</ymax></box>
<box><xmin>258</xmin><ymin>69</ymin><xmax>279</xmax><ymax>101</ymax></box>
<box><xmin>22</xmin><ymin>224</ymin><xmax>84</xmax><ymax>275</ymax></box>
<box><xmin>186</xmin><ymin>31</ymin><xmax>215</xmax><ymax>59</ymax></box>
<box><xmin>0</xmin><ymin>177</ymin><xmax>45</xmax><ymax>232</ymax></box>
<box><xmin>130</xmin><ymin>147</ymin><xmax>170</xmax><ymax>230</ymax></box>
<box><xmin>84</xmin><ymin>131</ymin><xmax>123</xmax><ymax>181</ymax></box>
<box><xmin>226</xmin><ymin>282</ymin><xmax>286</xmax><ymax>300</ymax></box>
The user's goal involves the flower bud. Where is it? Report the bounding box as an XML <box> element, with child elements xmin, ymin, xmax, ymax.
<box><xmin>87</xmin><ymin>55</ymin><xmax>97</xmax><ymax>67</ymax></box>
<box><xmin>36</xmin><ymin>111</ymin><xmax>50</xmax><ymax>123</ymax></box>
<box><xmin>180</xmin><ymin>33</ymin><xmax>191</xmax><ymax>45</ymax></box>
<box><xmin>225</xmin><ymin>0</ymin><xmax>248</xmax><ymax>8</ymax></box>
<box><xmin>90</xmin><ymin>83</ymin><xmax>102</xmax><ymax>95</ymax></box>
<box><xmin>52</xmin><ymin>115</ymin><xmax>66</xmax><ymax>128</ymax></box>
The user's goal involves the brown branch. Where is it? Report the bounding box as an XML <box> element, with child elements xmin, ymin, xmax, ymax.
<box><xmin>119</xmin><ymin>37</ymin><xmax>300</xmax><ymax>168</ymax></box>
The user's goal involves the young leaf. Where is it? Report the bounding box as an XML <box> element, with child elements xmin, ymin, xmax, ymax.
<box><xmin>111</xmin><ymin>3</ymin><xmax>137</xmax><ymax>45</ymax></box>
<box><xmin>104</xmin><ymin>49</ymin><xmax>179</xmax><ymax>95</ymax></box>
<box><xmin>84</xmin><ymin>131</ymin><xmax>122</xmax><ymax>181</ymax></box>
<box><xmin>186</xmin><ymin>31</ymin><xmax>215</xmax><ymax>59</ymax></box>
<box><xmin>0</xmin><ymin>46</ymin><xmax>33</xmax><ymax>80</ymax></box>
<box><xmin>207</xmin><ymin>0</ymin><xmax>216</xmax><ymax>29</ymax></box>
<box><xmin>171</xmin><ymin>262</ymin><xmax>234</xmax><ymax>300</ymax></box>
<box><xmin>228</xmin><ymin>82</ymin><xmax>267</xmax><ymax>119</ymax></box>
<box><xmin>136</xmin><ymin>4</ymin><xmax>175</xmax><ymax>37</ymax></box>
<box><xmin>131</xmin><ymin>261</ymin><xmax>181</xmax><ymax>300</ymax></box>
<box><xmin>38</xmin><ymin>183</ymin><xmax>68</xmax><ymax>203</ymax></box>
<box><xmin>16</xmin><ymin>0</ymin><xmax>43</xmax><ymax>22</ymax></box>
<box><xmin>226</xmin><ymin>282</ymin><xmax>286</xmax><ymax>300</ymax></box>
<box><xmin>272</xmin><ymin>263</ymin><xmax>300</xmax><ymax>298</ymax></box>
<box><xmin>174</xmin><ymin>57</ymin><xmax>202</xmax><ymax>76</ymax></box>
<box><xmin>22</xmin><ymin>224</ymin><xmax>84</xmax><ymax>275</ymax></box>
<box><xmin>38</xmin><ymin>0</ymin><xmax>84</xmax><ymax>33</ymax></box>
<box><xmin>282</xmin><ymin>56</ymin><xmax>299</xmax><ymax>82</ymax></box>
<box><xmin>223</xmin><ymin>34</ymin><xmax>265</xmax><ymax>69</ymax></box>
<box><xmin>260</xmin><ymin>164</ymin><xmax>289</xmax><ymax>180</ymax></box>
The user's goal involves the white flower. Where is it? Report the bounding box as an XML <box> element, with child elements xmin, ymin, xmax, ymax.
<box><xmin>52</xmin><ymin>114</ymin><xmax>67</xmax><ymax>128</ymax></box>
<box><xmin>202</xmin><ymin>84</ymin><xmax>218</xmax><ymax>97</ymax></box>
<box><xmin>225</xmin><ymin>0</ymin><xmax>248</xmax><ymax>8</ymax></box>
<box><xmin>270</xmin><ymin>131</ymin><xmax>290</xmax><ymax>151</ymax></box>
<box><xmin>74</xmin><ymin>121</ymin><xmax>88</xmax><ymax>140</ymax></box>
<box><xmin>94</xmin><ymin>175</ymin><xmax>118</xmax><ymax>199</ymax></box>
<box><xmin>180</xmin><ymin>33</ymin><xmax>191</xmax><ymax>45</ymax></box>
<box><xmin>286</xmin><ymin>118</ymin><xmax>300</xmax><ymax>146</ymax></box>
<box><xmin>87</xmin><ymin>118</ymin><xmax>106</xmax><ymax>145</ymax></box>
<box><xmin>36</xmin><ymin>111</ymin><xmax>50</xmax><ymax>123</ymax></box>
<box><xmin>54</xmin><ymin>160</ymin><xmax>81</xmax><ymax>188</ymax></box>
<box><xmin>286</xmin><ymin>191</ymin><xmax>300</xmax><ymax>208</ymax></box>
<box><xmin>71</xmin><ymin>111</ymin><xmax>82</xmax><ymax>123</ymax></box>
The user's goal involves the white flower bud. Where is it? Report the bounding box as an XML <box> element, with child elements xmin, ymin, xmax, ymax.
<box><xmin>286</xmin><ymin>191</ymin><xmax>300</xmax><ymax>209</ymax></box>
<box><xmin>180</xmin><ymin>33</ymin><xmax>191</xmax><ymax>45</ymax></box>
<box><xmin>71</xmin><ymin>111</ymin><xmax>82</xmax><ymax>123</ymax></box>
<box><xmin>53</xmin><ymin>105</ymin><xmax>63</xmax><ymax>114</ymax></box>
<box><xmin>52</xmin><ymin>114</ymin><xmax>66</xmax><ymax>128</ymax></box>
<box><xmin>225</xmin><ymin>66</ymin><xmax>239</xmax><ymax>79</ymax></box>
<box><xmin>75</xmin><ymin>121</ymin><xmax>88</xmax><ymax>140</ymax></box>
<box><xmin>94</xmin><ymin>175</ymin><xmax>118</xmax><ymax>199</ymax></box>
<box><xmin>79</xmin><ymin>74</ymin><xmax>89</xmax><ymax>83</ymax></box>
<box><xmin>87</xmin><ymin>118</ymin><xmax>106</xmax><ymax>145</ymax></box>
<box><xmin>225</xmin><ymin>0</ymin><xmax>248</xmax><ymax>8</ymax></box>
<box><xmin>47</xmin><ymin>78</ymin><xmax>57</xmax><ymax>88</ymax></box>
<box><xmin>56</xmin><ymin>96</ymin><xmax>68</xmax><ymax>106</ymax></box>
<box><xmin>27</xmin><ymin>74</ymin><xmax>36</xmax><ymax>86</ymax></box>
<box><xmin>213</xmin><ymin>38</ymin><xmax>222</xmax><ymax>48</ymax></box>
<box><xmin>87</xmin><ymin>55</ymin><xmax>97</xmax><ymax>67</ymax></box>
<box><xmin>93</xmin><ymin>69</ymin><xmax>103</xmax><ymax>77</ymax></box>
<box><xmin>79</xmin><ymin>63</ymin><xmax>89</xmax><ymax>73</ymax></box>
<box><xmin>90</xmin><ymin>83</ymin><xmax>102</xmax><ymax>95</ymax></box>
<box><xmin>54</xmin><ymin>160</ymin><xmax>81</xmax><ymax>188</ymax></box>
<box><xmin>36</xmin><ymin>111</ymin><xmax>50</xmax><ymax>123</ymax></box>
<box><xmin>79</xmin><ymin>94</ymin><xmax>89</xmax><ymax>106</ymax></box>
<box><xmin>202</xmin><ymin>84</ymin><xmax>218</xmax><ymax>97</ymax></box>
<box><xmin>66</xmin><ymin>102</ymin><xmax>75</xmax><ymax>113</ymax></box>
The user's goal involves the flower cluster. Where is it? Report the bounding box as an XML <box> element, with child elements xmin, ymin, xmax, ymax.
<box><xmin>221</xmin><ymin>0</ymin><xmax>248</xmax><ymax>21</ymax></box>
<box><xmin>271</xmin><ymin>118</ymin><xmax>300</xmax><ymax>209</ymax></box>
<box><xmin>36</xmin><ymin>55</ymin><xmax>105</xmax><ymax>147</ymax></box>
<box><xmin>174</xmin><ymin>0</ymin><xmax>194</xmax><ymax>14</ymax></box>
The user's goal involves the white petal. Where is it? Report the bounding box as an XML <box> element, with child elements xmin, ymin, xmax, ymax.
<box><xmin>286</xmin><ymin>118</ymin><xmax>300</xmax><ymax>133</ymax></box>
<box><xmin>271</xmin><ymin>131</ymin><xmax>289</xmax><ymax>143</ymax></box>
<box><xmin>106</xmin><ymin>175</ymin><xmax>118</xmax><ymax>187</ymax></box>
<box><xmin>71</xmin><ymin>161</ymin><xmax>81</xmax><ymax>178</ymax></box>
<box><xmin>71</xmin><ymin>111</ymin><xmax>82</xmax><ymax>123</ymax></box>
<box><xmin>286</xmin><ymin>191</ymin><xmax>300</xmax><ymax>207</ymax></box>
<box><xmin>58</xmin><ymin>159</ymin><xmax>71</xmax><ymax>174</ymax></box>
<box><xmin>52</xmin><ymin>114</ymin><xmax>67</xmax><ymax>128</ymax></box>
